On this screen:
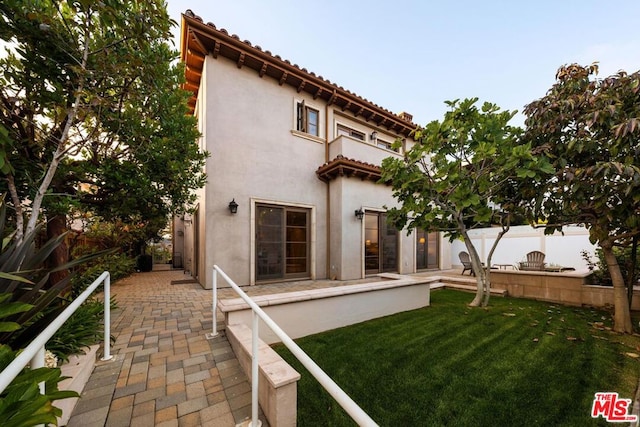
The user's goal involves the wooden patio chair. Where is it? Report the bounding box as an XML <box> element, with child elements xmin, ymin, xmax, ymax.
<box><xmin>459</xmin><ymin>251</ymin><xmax>474</xmax><ymax>276</ymax></box>
<box><xmin>519</xmin><ymin>250</ymin><xmax>546</xmax><ymax>271</ymax></box>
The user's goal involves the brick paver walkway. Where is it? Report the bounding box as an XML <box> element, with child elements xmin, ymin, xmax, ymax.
<box><xmin>67</xmin><ymin>270</ymin><xmax>267</xmax><ymax>427</ymax></box>
<box><xmin>67</xmin><ymin>268</ymin><xmax>459</xmax><ymax>426</ymax></box>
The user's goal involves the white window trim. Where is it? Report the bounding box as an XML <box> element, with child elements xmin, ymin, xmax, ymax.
<box><xmin>250</xmin><ymin>197</ymin><xmax>317</xmax><ymax>285</ymax></box>
<box><xmin>293</xmin><ymin>98</ymin><xmax>324</xmax><ymax>139</ymax></box>
<box><xmin>336</xmin><ymin>123</ymin><xmax>366</xmax><ymax>141</ymax></box>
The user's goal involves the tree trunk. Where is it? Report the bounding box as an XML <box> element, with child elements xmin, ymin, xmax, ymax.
<box><xmin>601</xmin><ymin>242</ymin><xmax>633</xmax><ymax>333</ymax></box>
<box><xmin>627</xmin><ymin>236</ymin><xmax>638</xmax><ymax>310</ymax></box>
<box><xmin>47</xmin><ymin>214</ymin><xmax>70</xmax><ymax>293</ymax></box>
<box><xmin>462</xmin><ymin>234</ymin><xmax>486</xmax><ymax>307</ymax></box>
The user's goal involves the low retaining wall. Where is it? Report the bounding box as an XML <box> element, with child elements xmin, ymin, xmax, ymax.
<box><xmin>227</xmin><ymin>324</ymin><xmax>300</xmax><ymax>427</ymax></box>
<box><xmin>487</xmin><ymin>269</ymin><xmax>640</xmax><ymax>309</ymax></box>
<box><xmin>57</xmin><ymin>344</ymin><xmax>99</xmax><ymax>425</ymax></box>
<box><xmin>219</xmin><ymin>275</ymin><xmax>433</xmax><ymax>345</ymax></box>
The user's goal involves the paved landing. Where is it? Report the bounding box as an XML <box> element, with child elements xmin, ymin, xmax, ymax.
<box><xmin>66</xmin><ymin>270</ymin><xmax>267</xmax><ymax>427</ymax></box>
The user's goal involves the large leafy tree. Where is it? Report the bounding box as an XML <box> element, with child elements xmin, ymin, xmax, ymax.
<box><xmin>522</xmin><ymin>63</ymin><xmax>640</xmax><ymax>333</ymax></box>
<box><xmin>0</xmin><ymin>1</ymin><xmax>206</xmax><ymax>281</ymax></box>
<box><xmin>381</xmin><ymin>98</ymin><xmax>551</xmax><ymax>306</ymax></box>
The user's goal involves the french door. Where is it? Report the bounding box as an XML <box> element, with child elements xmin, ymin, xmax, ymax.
<box><xmin>364</xmin><ymin>212</ymin><xmax>398</xmax><ymax>275</ymax></box>
<box><xmin>256</xmin><ymin>205</ymin><xmax>309</xmax><ymax>282</ymax></box>
<box><xmin>416</xmin><ymin>229</ymin><xmax>439</xmax><ymax>270</ymax></box>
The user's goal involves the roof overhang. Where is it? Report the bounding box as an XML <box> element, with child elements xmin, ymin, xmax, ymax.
<box><xmin>316</xmin><ymin>155</ymin><xmax>389</xmax><ymax>183</ymax></box>
<box><xmin>180</xmin><ymin>10</ymin><xmax>417</xmax><ymax>137</ymax></box>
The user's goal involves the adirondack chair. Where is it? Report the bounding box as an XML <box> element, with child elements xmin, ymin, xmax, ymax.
<box><xmin>459</xmin><ymin>251</ymin><xmax>475</xmax><ymax>275</ymax></box>
<box><xmin>519</xmin><ymin>251</ymin><xmax>546</xmax><ymax>271</ymax></box>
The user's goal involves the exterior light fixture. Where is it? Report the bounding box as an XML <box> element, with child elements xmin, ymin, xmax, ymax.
<box><xmin>354</xmin><ymin>208</ymin><xmax>364</xmax><ymax>220</ymax></box>
<box><xmin>228</xmin><ymin>199</ymin><xmax>238</xmax><ymax>214</ymax></box>
<box><xmin>370</xmin><ymin>131</ymin><xmax>378</xmax><ymax>142</ymax></box>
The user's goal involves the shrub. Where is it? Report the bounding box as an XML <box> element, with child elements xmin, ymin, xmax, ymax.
<box><xmin>0</xmin><ymin>344</ymin><xmax>78</xmax><ymax>427</ymax></box>
<box><xmin>47</xmin><ymin>297</ymin><xmax>116</xmax><ymax>363</ymax></box>
<box><xmin>70</xmin><ymin>250</ymin><xmax>135</xmax><ymax>297</ymax></box>
<box><xmin>136</xmin><ymin>254</ymin><xmax>153</xmax><ymax>272</ymax></box>
<box><xmin>581</xmin><ymin>246</ymin><xmax>639</xmax><ymax>287</ymax></box>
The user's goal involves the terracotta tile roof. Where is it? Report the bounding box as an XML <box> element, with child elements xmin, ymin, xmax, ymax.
<box><xmin>180</xmin><ymin>10</ymin><xmax>417</xmax><ymax>137</ymax></box>
<box><xmin>316</xmin><ymin>155</ymin><xmax>390</xmax><ymax>183</ymax></box>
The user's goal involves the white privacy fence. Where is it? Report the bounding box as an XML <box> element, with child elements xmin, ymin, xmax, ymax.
<box><xmin>210</xmin><ymin>265</ymin><xmax>378</xmax><ymax>427</ymax></box>
<box><xmin>0</xmin><ymin>271</ymin><xmax>113</xmax><ymax>394</ymax></box>
<box><xmin>450</xmin><ymin>224</ymin><xmax>597</xmax><ymax>270</ymax></box>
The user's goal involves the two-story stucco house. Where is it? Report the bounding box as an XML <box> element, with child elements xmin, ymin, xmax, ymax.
<box><xmin>174</xmin><ymin>10</ymin><xmax>452</xmax><ymax>289</ymax></box>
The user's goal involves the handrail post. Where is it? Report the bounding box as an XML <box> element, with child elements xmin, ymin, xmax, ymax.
<box><xmin>250</xmin><ymin>311</ymin><xmax>262</xmax><ymax>427</ymax></box>
<box><xmin>31</xmin><ymin>346</ymin><xmax>45</xmax><ymax>393</ymax></box>
<box><xmin>206</xmin><ymin>268</ymin><xmax>219</xmax><ymax>339</ymax></box>
<box><xmin>0</xmin><ymin>271</ymin><xmax>115</xmax><ymax>395</ymax></box>
<box><xmin>101</xmin><ymin>272</ymin><xmax>113</xmax><ymax>361</ymax></box>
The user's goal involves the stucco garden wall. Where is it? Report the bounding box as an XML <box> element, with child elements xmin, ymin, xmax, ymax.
<box><xmin>451</xmin><ymin>224</ymin><xmax>596</xmax><ymax>271</ymax></box>
<box><xmin>488</xmin><ymin>269</ymin><xmax>640</xmax><ymax>310</ymax></box>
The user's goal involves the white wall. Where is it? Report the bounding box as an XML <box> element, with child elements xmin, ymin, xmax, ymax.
<box><xmin>450</xmin><ymin>224</ymin><xmax>596</xmax><ymax>270</ymax></box>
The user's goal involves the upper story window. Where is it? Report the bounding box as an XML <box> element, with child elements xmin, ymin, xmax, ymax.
<box><xmin>371</xmin><ymin>131</ymin><xmax>400</xmax><ymax>153</ymax></box>
<box><xmin>376</xmin><ymin>139</ymin><xmax>399</xmax><ymax>153</ymax></box>
<box><xmin>336</xmin><ymin>124</ymin><xmax>365</xmax><ymax>141</ymax></box>
<box><xmin>296</xmin><ymin>101</ymin><xmax>319</xmax><ymax>136</ymax></box>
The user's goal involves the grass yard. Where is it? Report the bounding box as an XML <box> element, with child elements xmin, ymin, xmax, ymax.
<box><xmin>273</xmin><ymin>289</ymin><xmax>640</xmax><ymax>426</ymax></box>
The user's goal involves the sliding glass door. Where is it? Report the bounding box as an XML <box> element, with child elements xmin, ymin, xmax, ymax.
<box><xmin>256</xmin><ymin>205</ymin><xmax>309</xmax><ymax>282</ymax></box>
<box><xmin>416</xmin><ymin>229</ymin><xmax>439</xmax><ymax>270</ymax></box>
<box><xmin>364</xmin><ymin>212</ymin><xmax>397</xmax><ymax>275</ymax></box>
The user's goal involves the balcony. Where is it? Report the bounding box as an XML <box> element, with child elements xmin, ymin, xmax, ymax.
<box><xmin>328</xmin><ymin>135</ymin><xmax>402</xmax><ymax>167</ymax></box>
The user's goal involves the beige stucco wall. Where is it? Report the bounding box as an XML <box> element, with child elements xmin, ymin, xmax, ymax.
<box><xmin>192</xmin><ymin>53</ymin><xmax>450</xmax><ymax>288</ymax></box>
<box><xmin>200</xmin><ymin>56</ymin><xmax>327</xmax><ymax>287</ymax></box>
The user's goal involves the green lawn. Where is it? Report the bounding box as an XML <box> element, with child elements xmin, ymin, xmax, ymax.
<box><xmin>273</xmin><ymin>289</ymin><xmax>640</xmax><ymax>426</ymax></box>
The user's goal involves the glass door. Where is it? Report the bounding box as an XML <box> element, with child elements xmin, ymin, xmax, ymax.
<box><xmin>364</xmin><ymin>212</ymin><xmax>397</xmax><ymax>275</ymax></box>
<box><xmin>416</xmin><ymin>229</ymin><xmax>439</xmax><ymax>270</ymax></box>
<box><xmin>256</xmin><ymin>206</ymin><xmax>284</xmax><ymax>281</ymax></box>
<box><xmin>256</xmin><ymin>205</ymin><xmax>309</xmax><ymax>282</ymax></box>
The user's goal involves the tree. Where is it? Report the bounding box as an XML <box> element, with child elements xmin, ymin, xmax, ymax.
<box><xmin>0</xmin><ymin>1</ymin><xmax>206</xmax><ymax>281</ymax></box>
<box><xmin>381</xmin><ymin>98</ymin><xmax>551</xmax><ymax>306</ymax></box>
<box><xmin>522</xmin><ymin>63</ymin><xmax>640</xmax><ymax>333</ymax></box>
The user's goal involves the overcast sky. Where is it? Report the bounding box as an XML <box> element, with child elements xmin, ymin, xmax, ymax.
<box><xmin>167</xmin><ymin>1</ymin><xmax>640</xmax><ymax>126</ymax></box>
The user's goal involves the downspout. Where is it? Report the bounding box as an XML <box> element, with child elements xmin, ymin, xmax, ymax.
<box><xmin>325</xmin><ymin>103</ymin><xmax>332</xmax><ymax>279</ymax></box>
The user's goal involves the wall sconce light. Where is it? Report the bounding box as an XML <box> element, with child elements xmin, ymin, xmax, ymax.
<box><xmin>370</xmin><ymin>131</ymin><xmax>378</xmax><ymax>142</ymax></box>
<box><xmin>419</xmin><ymin>237</ymin><xmax>426</xmax><ymax>244</ymax></box>
<box><xmin>354</xmin><ymin>208</ymin><xmax>364</xmax><ymax>220</ymax></box>
<box><xmin>228</xmin><ymin>199</ymin><xmax>238</xmax><ymax>214</ymax></box>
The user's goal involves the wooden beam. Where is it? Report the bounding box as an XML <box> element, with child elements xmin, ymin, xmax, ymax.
<box><xmin>189</xmin><ymin>30</ymin><xmax>208</xmax><ymax>56</ymax></box>
<box><xmin>313</xmin><ymin>87</ymin><xmax>323</xmax><ymax>99</ymax></box>
<box><xmin>259</xmin><ymin>62</ymin><xmax>268</xmax><ymax>77</ymax></box>
<box><xmin>212</xmin><ymin>41</ymin><xmax>220</xmax><ymax>58</ymax></box>
<box><xmin>355</xmin><ymin>106</ymin><xmax>364</xmax><ymax>117</ymax></box>
<box><xmin>237</xmin><ymin>53</ymin><xmax>245</xmax><ymax>68</ymax></box>
<box><xmin>185</xmin><ymin>65</ymin><xmax>202</xmax><ymax>77</ymax></box>
<box><xmin>342</xmin><ymin>101</ymin><xmax>352</xmax><ymax>112</ymax></box>
<box><xmin>187</xmin><ymin>49</ymin><xmax>205</xmax><ymax>60</ymax></box>
<box><xmin>327</xmin><ymin>89</ymin><xmax>337</xmax><ymax>106</ymax></box>
<box><xmin>297</xmin><ymin>80</ymin><xmax>306</xmax><ymax>93</ymax></box>
<box><xmin>279</xmin><ymin>71</ymin><xmax>288</xmax><ymax>86</ymax></box>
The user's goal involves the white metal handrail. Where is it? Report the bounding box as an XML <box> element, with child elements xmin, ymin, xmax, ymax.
<box><xmin>211</xmin><ymin>265</ymin><xmax>378</xmax><ymax>427</ymax></box>
<box><xmin>0</xmin><ymin>271</ymin><xmax>113</xmax><ymax>393</ymax></box>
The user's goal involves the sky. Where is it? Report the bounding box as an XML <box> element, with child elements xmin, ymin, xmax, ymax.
<box><xmin>166</xmin><ymin>1</ymin><xmax>640</xmax><ymax>127</ymax></box>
